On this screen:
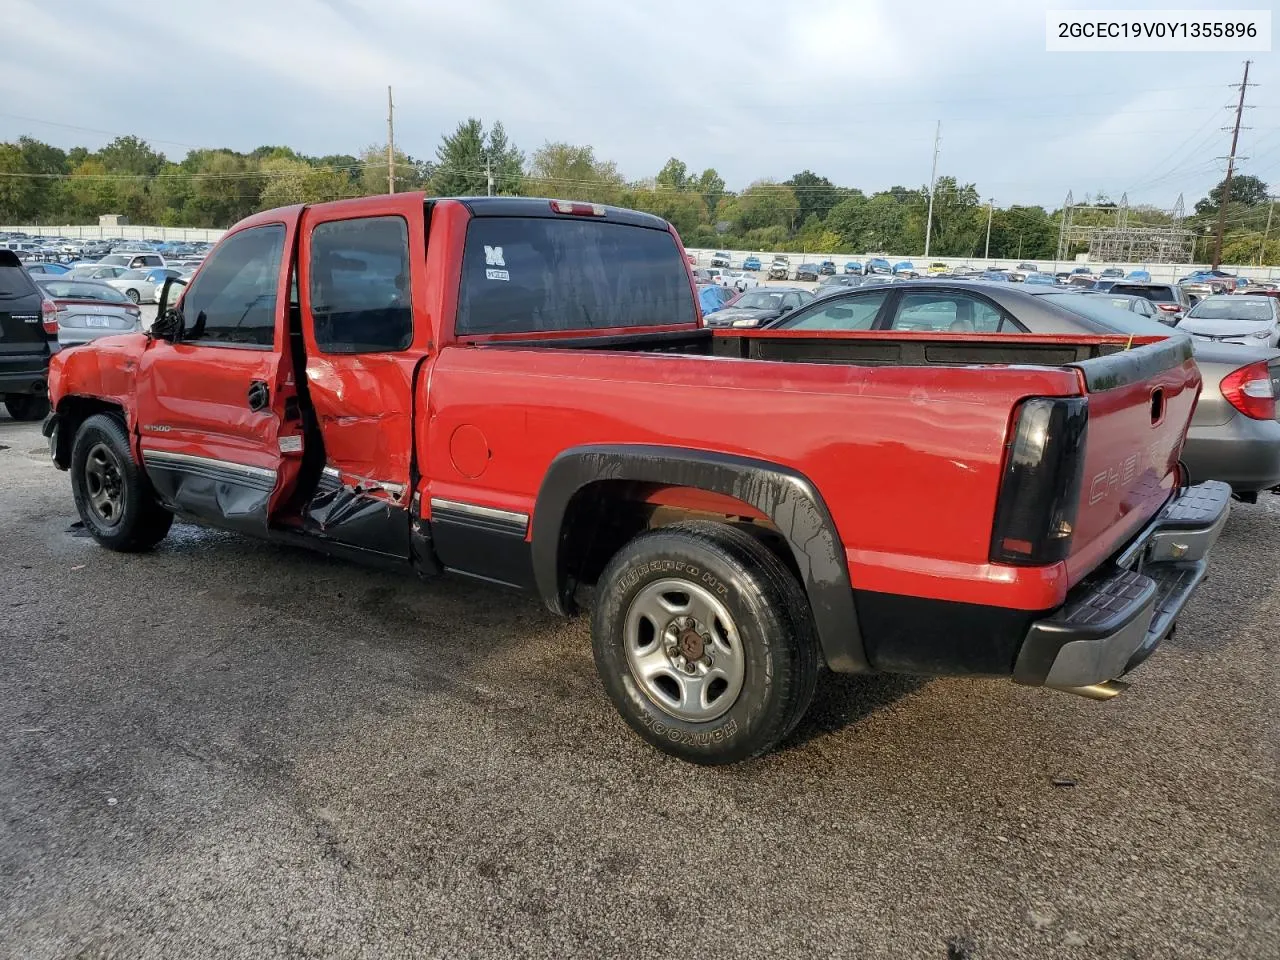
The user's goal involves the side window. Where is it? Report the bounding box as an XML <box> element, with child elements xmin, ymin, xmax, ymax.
<box><xmin>888</xmin><ymin>291</ymin><xmax>1013</xmax><ymax>334</ymax></box>
<box><xmin>181</xmin><ymin>224</ymin><xmax>284</xmax><ymax>347</ymax></box>
<box><xmin>786</xmin><ymin>292</ymin><xmax>888</xmax><ymax>330</ymax></box>
<box><xmin>309</xmin><ymin>216</ymin><xmax>412</xmax><ymax>353</ymax></box>
<box><xmin>782</xmin><ymin>292</ymin><xmax>803</xmax><ymax>310</ymax></box>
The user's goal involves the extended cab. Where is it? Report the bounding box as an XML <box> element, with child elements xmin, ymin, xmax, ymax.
<box><xmin>43</xmin><ymin>195</ymin><xmax>1230</xmax><ymax>764</ymax></box>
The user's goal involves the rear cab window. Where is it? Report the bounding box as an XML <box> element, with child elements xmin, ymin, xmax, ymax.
<box><xmin>455</xmin><ymin>217</ymin><xmax>696</xmax><ymax>336</ymax></box>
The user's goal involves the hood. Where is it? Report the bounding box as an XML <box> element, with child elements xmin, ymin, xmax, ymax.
<box><xmin>705</xmin><ymin>306</ymin><xmax>778</xmax><ymax>326</ymax></box>
<box><xmin>1179</xmin><ymin>316</ymin><xmax>1274</xmax><ymax>338</ymax></box>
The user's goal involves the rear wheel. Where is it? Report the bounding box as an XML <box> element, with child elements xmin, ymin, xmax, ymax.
<box><xmin>4</xmin><ymin>394</ymin><xmax>50</xmax><ymax>421</ymax></box>
<box><xmin>592</xmin><ymin>521</ymin><xmax>819</xmax><ymax>765</ymax></box>
<box><xmin>70</xmin><ymin>413</ymin><xmax>173</xmax><ymax>551</ymax></box>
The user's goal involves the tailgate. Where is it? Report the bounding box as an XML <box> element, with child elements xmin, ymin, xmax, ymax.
<box><xmin>1064</xmin><ymin>336</ymin><xmax>1200</xmax><ymax>584</ymax></box>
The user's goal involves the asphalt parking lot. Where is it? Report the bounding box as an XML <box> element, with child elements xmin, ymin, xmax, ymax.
<box><xmin>1</xmin><ymin>411</ymin><xmax>1277</xmax><ymax>960</ymax></box>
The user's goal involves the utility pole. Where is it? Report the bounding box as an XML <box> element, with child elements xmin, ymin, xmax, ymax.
<box><xmin>1212</xmin><ymin>60</ymin><xmax>1252</xmax><ymax>269</ymax></box>
<box><xmin>923</xmin><ymin>121</ymin><xmax>941</xmax><ymax>258</ymax></box>
<box><xmin>386</xmin><ymin>85</ymin><xmax>395</xmax><ymax>194</ymax></box>
<box><xmin>983</xmin><ymin>198</ymin><xmax>993</xmax><ymax>260</ymax></box>
<box><xmin>1259</xmin><ymin>196</ymin><xmax>1274</xmax><ymax>266</ymax></box>
<box><xmin>486</xmin><ymin>155</ymin><xmax>494</xmax><ymax>197</ymax></box>
<box><xmin>1055</xmin><ymin>190</ymin><xmax>1073</xmax><ymax>264</ymax></box>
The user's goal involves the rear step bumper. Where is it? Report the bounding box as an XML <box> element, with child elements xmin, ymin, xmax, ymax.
<box><xmin>1013</xmin><ymin>480</ymin><xmax>1231</xmax><ymax>697</ymax></box>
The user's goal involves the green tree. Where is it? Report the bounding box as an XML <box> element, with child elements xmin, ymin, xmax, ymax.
<box><xmin>483</xmin><ymin>121</ymin><xmax>524</xmax><ymax>195</ymax></box>
<box><xmin>696</xmin><ymin>168</ymin><xmax>725</xmax><ymax>217</ymax></box>
<box><xmin>97</xmin><ymin>135</ymin><xmax>165</xmax><ymax>176</ymax></box>
<box><xmin>1194</xmin><ymin>174</ymin><xmax>1270</xmax><ymax>215</ymax></box>
<box><xmin>525</xmin><ymin>142</ymin><xmax>624</xmax><ymax>204</ymax></box>
<box><xmin>784</xmin><ymin>170</ymin><xmax>838</xmax><ymax>228</ymax></box>
<box><xmin>656</xmin><ymin>158</ymin><xmax>689</xmax><ymax>192</ymax></box>
<box><xmin>733</xmin><ymin>181</ymin><xmax>799</xmax><ymax>232</ymax></box>
<box><xmin>431</xmin><ymin>119</ymin><xmax>488</xmax><ymax>195</ymax></box>
<box><xmin>924</xmin><ymin>176</ymin><xmax>982</xmax><ymax>256</ymax></box>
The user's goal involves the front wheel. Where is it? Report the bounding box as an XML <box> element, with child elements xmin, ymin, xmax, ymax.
<box><xmin>592</xmin><ymin>521</ymin><xmax>819</xmax><ymax>764</ymax></box>
<box><xmin>70</xmin><ymin>413</ymin><xmax>173</xmax><ymax>551</ymax></box>
<box><xmin>125</xmin><ymin>288</ymin><xmax>141</xmax><ymax>304</ymax></box>
<box><xmin>4</xmin><ymin>394</ymin><xmax>50</xmax><ymax>421</ymax></box>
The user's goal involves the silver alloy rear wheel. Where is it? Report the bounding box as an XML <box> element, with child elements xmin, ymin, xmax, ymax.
<box><xmin>623</xmin><ymin>578</ymin><xmax>746</xmax><ymax>723</ymax></box>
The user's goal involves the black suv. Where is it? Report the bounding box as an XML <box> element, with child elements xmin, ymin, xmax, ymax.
<box><xmin>0</xmin><ymin>250</ymin><xmax>56</xmax><ymax>420</ymax></box>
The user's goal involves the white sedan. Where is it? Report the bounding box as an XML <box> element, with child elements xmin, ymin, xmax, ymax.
<box><xmin>717</xmin><ymin>271</ymin><xmax>761</xmax><ymax>293</ymax></box>
<box><xmin>107</xmin><ymin>267</ymin><xmax>184</xmax><ymax>304</ymax></box>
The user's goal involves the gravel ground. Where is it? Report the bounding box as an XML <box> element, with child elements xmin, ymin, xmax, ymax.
<box><xmin>0</xmin><ymin>411</ymin><xmax>1276</xmax><ymax>960</ymax></box>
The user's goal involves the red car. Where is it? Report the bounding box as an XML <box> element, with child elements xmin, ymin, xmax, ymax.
<box><xmin>43</xmin><ymin>195</ymin><xmax>1229</xmax><ymax>764</ymax></box>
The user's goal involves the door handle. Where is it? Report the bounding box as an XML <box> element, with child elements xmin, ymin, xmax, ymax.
<box><xmin>247</xmin><ymin>380</ymin><xmax>270</xmax><ymax>412</ymax></box>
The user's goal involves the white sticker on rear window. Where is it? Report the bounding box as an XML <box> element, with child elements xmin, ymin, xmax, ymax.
<box><xmin>485</xmin><ymin>268</ymin><xmax>509</xmax><ymax>281</ymax></box>
<box><xmin>484</xmin><ymin>245</ymin><xmax>505</xmax><ymax>266</ymax></box>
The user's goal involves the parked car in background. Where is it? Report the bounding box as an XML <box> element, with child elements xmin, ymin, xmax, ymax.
<box><xmin>107</xmin><ymin>266</ymin><xmax>184</xmax><ymax>304</ymax></box>
<box><xmin>768</xmin><ymin>256</ymin><xmax>791</xmax><ymax>280</ymax></box>
<box><xmin>1108</xmin><ymin>281</ymin><xmax>1192</xmax><ymax>323</ymax></box>
<box><xmin>843</xmin><ymin>261</ymin><xmax>862</xmax><ymax>275</ymax></box>
<box><xmin>69</xmin><ymin>264</ymin><xmax>130</xmax><ymax>283</ymax></box>
<box><xmin>773</xmin><ymin>279</ymin><xmax>1280</xmax><ymax>501</ymax></box>
<box><xmin>814</xmin><ymin>276</ymin><xmax>865</xmax><ymax>298</ymax></box>
<box><xmin>1235</xmin><ymin>281</ymin><xmax>1279</xmax><ymax>298</ymax></box>
<box><xmin>23</xmin><ymin>262</ymin><xmax>71</xmax><ymax>277</ymax></box>
<box><xmin>718</xmin><ymin>271</ymin><xmax>761</xmax><ymax>293</ymax></box>
<box><xmin>1098</xmin><ymin>267</ymin><xmax>1124</xmax><ymax>280</ymax></box>
<box><xmin>951</xmin><ymin>264</ymin><xmax>980</xmax><ymax>277</ymax></box>
<box><xmin>0</xmin><ymin>250</ymin><xmax>56</xmax><ymax>420</ymax></box>
<box><xmin>1127</xmin><ymin>269</ymin><xmax>1151</xmax><ymax>282</ymax></box>
<box><xmin>702</xmin><ymin>287</ymin><xmax>814</xmax><ymax>328</ymax></box>
<box><xmin>981</xmin><ymin>269</ymin><xmax>1011</xmax><ymax>281</ymax></box>
<box><xmin>1180</xmin><ymin>271</ymin><xmax>1234</xmax><ymax>294</ymax></box>
<box><xmin>1092</xmin><ymin>279</ymin><xmax>1120</xmax><ymax>292</ymax></box>
<box><xmin>33</xmin><ymin>277</ymin><xmax>143</xmax><ymax>346</ymax></box>
<box><xmin>1177</xmin><ymin>295</ymin><xmax>1280</xmax><ymax>348</ymax></box>
<box><xmin>795</xmin><ymin>263</ymin><xmax>821</xmax><ymax>282</ymax></box>
<box><xmin>892</xmin><ymin>261</ymin><xmax>916</xmax><ymax>277</ymax></box>
<box><xmin>1023</xmin><ymin>272</ymin><xmax>1059</xmax><ymax>285</ymax></box>
<box><xmin>696</xmin><ymin>283</ymin><xmax>735</xmax><ymax>317</ymax></box>
<box><xmin>927</xmin><ymin>262</ymin><xmax>948</xmax><ymax>275</ymax></box>
<box><xmin>1079</xmin><ymin>290</ymin><xmax>1163</xmax><ymax>321</ymax></box>
<box><xmin>818</xmin><ymin>260</ymin><xmax>836</xmax><ymax>275</ymax></box>
<box><xmin>742</xmin><ymin>255</ymin><xmax>761</xmax><ymax>271</ymax></box>
<box><xmin>865</xmin><ymin>257</ymin><xmax>892</xmax><ymax>275</ymax></box>
<box><xmin>709</xmin><ymin>250</ymin><xmax>731</xmax><ymax>268</ymax></box>
<box><xmin>98</xmin><ymin>252</ymin><xmax>167</xmax><ymax>270</ymax></box>
<box><xmin>1010</xmin><ymin>262</ymin><xmax>1039</xmax><ymax>281</ymax></box>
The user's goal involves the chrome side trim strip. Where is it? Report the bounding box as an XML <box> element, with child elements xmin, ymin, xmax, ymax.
<box><xmin>143</xmin><ymin>450</ymin><xmax>277</xmax><ymax>482</ymax></box>
<box><xmin>429</xmin><ymin>497</ymin><xmax>529</xmax><ymax>530</ymax></box>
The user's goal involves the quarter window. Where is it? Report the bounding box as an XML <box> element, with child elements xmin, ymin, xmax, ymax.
<box><xmin>309</xmin><ymin>216</ymin><xmax>413</xmax><ymax>353</ymax></box>
<box><xmin>181</xmin><ymin>224</ymin><xmax>284</xmax><ymax>347</ymax></box>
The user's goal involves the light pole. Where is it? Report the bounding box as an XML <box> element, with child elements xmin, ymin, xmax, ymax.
<box><xmin>983</xmin><ymin>199</ymin><xmax>994</xmax><ymax>261</ymax></box>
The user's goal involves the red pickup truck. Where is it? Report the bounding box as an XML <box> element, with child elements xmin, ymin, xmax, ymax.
<box><xmin>43</xmin><ymin>194</ymin><xmax>1230</xmax><ymax>764</ymax></box>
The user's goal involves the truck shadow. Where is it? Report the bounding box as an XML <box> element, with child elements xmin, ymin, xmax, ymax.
<box><xmin>783</xmin><ymin>672</ymin><xmax>928</xmax><ymax>750</ymax></box>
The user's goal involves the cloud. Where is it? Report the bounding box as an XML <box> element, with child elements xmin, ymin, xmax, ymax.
<box><xmin>1</xmin><ymin>0</ymin><xmax>1272</xmax><ymax>208</ymax></box>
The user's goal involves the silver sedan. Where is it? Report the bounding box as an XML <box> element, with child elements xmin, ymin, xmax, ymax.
<box><xmin>1177</xmin><ymin>295</ymin><xmax>1280</xmax><ymax>348</ymax></box>
<box><xmin>35</xmin><ymin>277</ymin><xmax>144</xmax><ymax>346</ymax></box>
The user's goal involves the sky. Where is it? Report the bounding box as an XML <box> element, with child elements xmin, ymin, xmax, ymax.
<box><xmin>2</xmin><ymin>0</ymin><xmax>1276</xmax><ymax>211</ymax></box>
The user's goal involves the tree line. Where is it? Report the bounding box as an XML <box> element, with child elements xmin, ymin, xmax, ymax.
<box><xmin>0</xmin><ymin>120</ymin><xmax>1273</xmax><ymax>264</ymax></box>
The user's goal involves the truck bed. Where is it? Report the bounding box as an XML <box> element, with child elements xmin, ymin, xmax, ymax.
<box><xmin>480</xmin><ymin>326</ymin><xmax>1165</xmax><ymax>370</ymax></box>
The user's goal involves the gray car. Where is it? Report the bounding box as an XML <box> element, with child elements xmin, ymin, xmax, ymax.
<box><xmin>1177</xmin><ymin>295</ymin><xmax>1280</xmax><ymax>348</ymax></box>
<box><xmin>34</xmin><ymin>277</ymin><xmax>143</xmax><ymax>347</ymax></box>
<box><xmin>772</xmin><ymin>280</ymin><xmax>1280</xmax><ymax>500</ymax></box>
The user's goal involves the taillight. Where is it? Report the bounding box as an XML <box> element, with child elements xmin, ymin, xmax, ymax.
<box><xmin>550</xmin><ymin>199</ymin><xmax>605</xmax><ymax>216</ymax></box>
<box><xmin>40</xmin><ymin>298</ymin><xmax>58</xmax><ymax>334</ymax></box>
<box><xmin>990</xmin><ymin>397</ymin><xmax>1089</xmax><ymax>566</ymax></box>
<box><xmin>1221</xmin><ymin>361</ymin><xmax>1277</xmax><ymax>420</ymax></box>
<box><xmin>1156</xmin><ymin>303</ymin><xmax>1180</xmax><ymax>312</ymax></box>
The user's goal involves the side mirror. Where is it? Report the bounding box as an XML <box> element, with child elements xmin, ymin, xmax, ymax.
<box><xmin>152</xmin><ymin>277</ymin><xmax>188</xmax><ymax>342</ymax></box>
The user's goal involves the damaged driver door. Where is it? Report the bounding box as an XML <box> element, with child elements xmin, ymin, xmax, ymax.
<box><xmin>294</xmin><ymin>198</ymin><xmax>430</xmax><ymax>558</ymax></box>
